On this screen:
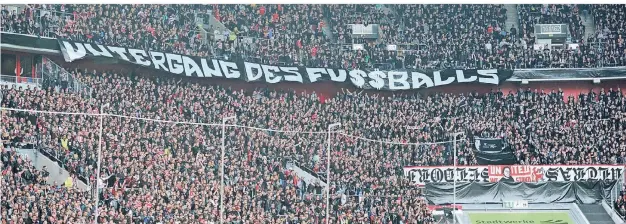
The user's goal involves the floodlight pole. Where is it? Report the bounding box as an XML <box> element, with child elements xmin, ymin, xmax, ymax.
<box><xmin>220</xmin><ymin>116</ymin><xmax>236</xmax><ymax>224</ymax></box>
<box><xmin>326</xmin><ymin>123</ymin><xmax>341</xmax><ymax>224</ymax></box>
<box><xmin>452</xmin><ymin>132</ymin><xmax>465</xmax><ymax>224</ymax></box>
<box><xmin>94</xmin><ymin>103</ymin><xmax>108</xmax><ymax>224</ymax></box>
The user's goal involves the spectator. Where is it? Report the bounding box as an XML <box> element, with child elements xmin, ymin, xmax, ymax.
<box><xmin>2</xmin><ymin>65</ymin><xmax>626</xmax><ymax>223</ymax></box>
<box><xmin>1</xmin><ymin>4</ymin><xmax>626</xmax><ymax>223</ymax></box>
<box><xmin>5</xmin><ymin>4</ymin><xmax>624</xmax><ymax>69</ymax></box>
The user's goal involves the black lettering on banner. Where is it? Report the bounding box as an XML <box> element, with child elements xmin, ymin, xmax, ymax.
<box><xmin>408</xmin><ymin>166</ymin><xmax>622</xmax><ymax>185</ymax></box>
<box><xmin>609</xmin><ymin>167</ymin><xmax>623</xmax><ymax>180</ymax></box>
<box><xmin>58</xmin><ymin>39</ymin><xmax>514</xmax><ymax>91</ymax></box>
<box><xmin>480</xmin><ymin>168</ymin><xmax>490</xmax><ymax>181</ymax></box>
<box><xmin>431</xmin><ymin>168</ymin><xmax>444</xmax><ymax>183</ymax></box>
<box><xmin>405</xmin><ymin>167</ymin><xmax>490</xmax><ymax>185</ymax></box>
<box><xmin>545</xmin><ymin>167</ymin><xmax>559</xmax><ymax>181</ymax></box>
<box><xmin>462</xmin><ymin>168</ymin><xmax>487</xmax><ymax>182</ymax></box>
<box><xmin>585</xmin><ymin>167</ymin><xmax>599</xmax><ymax>181</ymax></box>
<box><xmin>614</xmin><ymin>168</ymin><xmax>621</xmax><ymax>180</ymax></box>
<box><xmin>574</xmin><ymin>167</ymin><xmax>586</xmax><ymax>180</ymax></box>
<box><xmin>546</xmin><ymin>166</ymin><xmax>624</xmax><ymax>181</ymax></box>
<box><xmin>443</xmin><ymin>168</ymin><xmax>455</xmax><ymax>182</ymax></box>
<box><xmin>599</xmin><ymin>167</ymin><xmax>609</xmax><ymax>180</ymax></box>
<box><xmin>558</xmin><ymin>167</ymin><xmax>572</xmax><ymax>181</ymax></box>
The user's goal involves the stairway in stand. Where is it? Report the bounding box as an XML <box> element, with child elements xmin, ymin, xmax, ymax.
<box><xmin>504</xmin><ymin>4</ymin><xmax>520</xmax><ymax>31</ymax></box>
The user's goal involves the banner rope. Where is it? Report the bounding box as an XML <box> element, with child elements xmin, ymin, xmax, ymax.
<box><xmin>1</xmin><ymin>107</ymin><xmax>467</xmax><ymax>144</ymax></box>
<box><xmin>338</xmin><ymin>133</ymin><xmax>466</xmax><ymax>146</ymax></box>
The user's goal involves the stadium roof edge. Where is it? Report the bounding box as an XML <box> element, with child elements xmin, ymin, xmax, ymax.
<box><xmin>2</xmin><ymin>43</ymin><xmax>60</xmax><ymax>55</ymax></box>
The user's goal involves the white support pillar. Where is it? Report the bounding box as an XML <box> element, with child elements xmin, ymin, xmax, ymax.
<box><xmin>325</xmin><ymin>123</ymin><xmax>341</xmax><ymax>224</ymax></box>
<box><xmin>94</xmin><ymin>103</ymin><xmax>108</xmax><ymax>224</ymax></box>
<box><xmin>220</xmin><ymin>116</ymin><xmax>236</xmax><ymax>224</ymax></box>
<box><xmin>452</xmin><ymin>132</ymin><xmax>465</xmax><ymax>224</ymax></box>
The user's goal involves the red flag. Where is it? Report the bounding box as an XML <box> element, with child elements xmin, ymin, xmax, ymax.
<box><xmin>15</xmin><ymin>55</ymin><xmax>22</xmax><ymax>82</ymax></box>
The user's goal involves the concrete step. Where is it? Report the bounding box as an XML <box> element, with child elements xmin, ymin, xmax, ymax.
<box><xmin>286</xmin><ymin>161</ymin><xmax>327</xmax><ymax>188</ymax></box>
<box><xmin>321</xmin><ymin>17</ymin><xmax>334</xmax><ymax>42</ymax></box>
<box><xmin>581</xmin><ymin>11</ymin><xmax>596</xmax><ymax>39</ymax></box>
<box><xmin>15</xmin><ymin>148</ymin><xmax>90</xmax><ymax>191</ymax></box>
<box><xmin>504</xmin><ymin>4</ymin><xmax>520</xmax><ymax>31</ymax></box>
<box><xmin>578</xmin><ymin>204</ymin><xmax>617</xmax><ymax>224</ymax></box>
<box><xmin>203</xmin><ymin>11</ymin><xmax>231</xmax><ymax>42</ymax></box>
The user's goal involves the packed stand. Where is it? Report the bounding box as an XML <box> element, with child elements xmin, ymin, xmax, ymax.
<box><xmin>515</xmin><ymin>5</ymin><xmax>603</xmax><ymax>68</ymax></box>
<box><xmin>3</xmin><ymin>63</ymin><xmax>626</xmax><ymax>222</ymax></box>
<box><xmin>591</xmin><ymin>4</ymin><xmax>626</xmax><ymax>67</ymax></box>
<box><xmin>1</xmin><ymin>4</ymin><xmax>212</xmax><ymax>57</ymax></box>
<box><xmin>1</xmin><ymin>136</ymin><xmax>95</xmax><ymax>223</ymax></box>
<box><xmin>518</xmin><ymin>5</ymin><xmax>586</xmax><ymax>42</ymax></box>
<box><xmin>213</xmin><ymin>4</ymin><xmax>331</xmax><ymax>67</ymax></box>
<box><xmin>5</xmin><ymin>4</ymin><xmax>621</xmax><ymax>69</ymax></box>
<box><xmin>328</xmin><ymin>5</ymin><xmax>523</xmax><ymax>69</ymax></box>
<box><xmin>325</xmin><ymin>4</ymin><xmax>397</xmax><ymax>70</ymax></box>
<box><xmin>616</xmin><ymin>184</ymin><xmax>626</xmax><ymax>219</ymax></box>
<box><xmin>325</xmin><ymin>4</ymin><xmax>513</xmax><ymax>70</ymax></box>
<box><xmin>1</xmin><ymin>71</ymin><xmax>439</xmax><ymax>223</ymax></box>
<box><xmin>2</xmin><ymin>4</ymin><xmax>626</xmax><ymax>223</ymax></box>
<box><xmin>395</xmin><ymin>4</ymin><xmax>510</xmax><ymax>69</ymax></box>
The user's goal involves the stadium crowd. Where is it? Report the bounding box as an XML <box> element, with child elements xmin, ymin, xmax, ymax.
<box><xmin>591</xmin><ymin>4</ymin><xmax>626</xmax><ymax>67</ymax></box>
<box><xmin>1</xmin><ymin>143</ymin><xmax>95</xmax><ymax>223</ymax></box>
<box><xmin>2</xmin><ymin>3</ymin><xmax>626</xmax><ymax>224</ymax></box>
<box><xmin>1</xmin><ymin>62</ymin><xmax>626</xmax><ymax>222</ymax></box>
<box><xmin>617</xmin><ymin>187</ymin><xmax>626</xmax><ymax>217</ymax></box>
<box><xmin>2</xmin><ymin>4</ymin><xmax>626</xmax><ymax>69</ymax></box>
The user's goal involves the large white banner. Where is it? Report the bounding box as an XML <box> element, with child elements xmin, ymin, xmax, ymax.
<box><xmin>404</xmin><ymin>166</ymin><xmax>490</xmax><ymax>185</ymax></box>
<box><xmin>404</xmin><ymin>165</ymin><xmax>625</xmax><ymax>185</ymax></box>
<box><xmin>487</xmin><ymin>165</ymin><xmax>625</xmax><ymax>183</ymax></box>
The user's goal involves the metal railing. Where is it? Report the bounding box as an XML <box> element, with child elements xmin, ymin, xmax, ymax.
<box><xmin>31</xmin><ymin>8</ymin><xmax>75</xmax><ymax>38</ymax></box>
<box><xmin>0</xmin><ymin>74</ymin><xmax>42</xmax><ymax>87</ymax></box>
<box><xmin>40</xmin><ymin>57</ymin><xmax>92</xmax><ymax>98</ymax></box>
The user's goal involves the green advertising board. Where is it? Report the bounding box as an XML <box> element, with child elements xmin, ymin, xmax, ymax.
<box><xmin>468</xmin><ymin>212</ymin><xmax>574</xmax><ymax>224</ymax></box>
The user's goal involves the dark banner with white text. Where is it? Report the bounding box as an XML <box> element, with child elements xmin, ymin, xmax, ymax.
<box><xmin>57</xmin><ymin>39</ymin><xmax>514</xmax><ymax>91</ymax></box>
<box><xmin>474</xmin><ymin>137</ymin><xmax>505</xmax><ymax>153</ymax></box>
